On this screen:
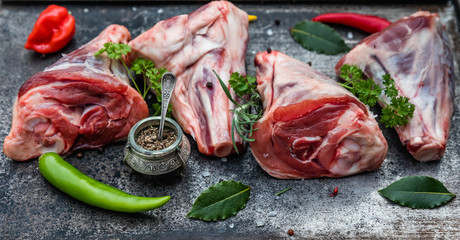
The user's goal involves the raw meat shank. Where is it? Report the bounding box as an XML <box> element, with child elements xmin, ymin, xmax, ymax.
<box><xmin>250</xmin><ymin>50</ymin><xmax>388</xmax><ymax>179</ymax></box>
<box><xmin>128</xmin><ymin>1</ymin><xmax>249</xmax><ymax>157</ymax></box>
<box><xmin>3</xmin><ymin>25</ymin><xmax>149</xmax><ymax>161</ymax></box>
<box><xmin>335</xmin><ymin>11</ymin><xmax>455</xmax><ymax>162</ymax></box>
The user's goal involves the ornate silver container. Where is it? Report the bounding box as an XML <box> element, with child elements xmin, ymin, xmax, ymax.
<box><xmin>123</xmin><ymin>116</ymin><xmax>190</xmax><ymax>175</ymax></box>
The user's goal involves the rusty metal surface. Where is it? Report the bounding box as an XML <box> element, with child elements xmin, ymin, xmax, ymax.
<box><xmin>0</xmin><ymin>2</ymin><xmax>459</xmax><ymax>239</ymax></box>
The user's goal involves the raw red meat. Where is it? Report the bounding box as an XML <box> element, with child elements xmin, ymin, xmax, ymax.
<box><xmin>128</xmin><ymin>1</ymin><xmax>249</xmax><ymax>157</ymax></box>
<box><xmin>3</xmin><ymin>25</ymin><xmax>148</xmax><ymax>161</ymax></box>
<box><xmin>335</xmin><ymin>12</ymin><xmax>454</xmax><ymax>162</ymax></box>
<box><xmin>250</xmin><ymin>50</ymin><xmax>387</xmax><ymax>179</ymax></box>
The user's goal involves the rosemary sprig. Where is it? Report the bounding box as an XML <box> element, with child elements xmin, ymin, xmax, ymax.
<box><xmin>214</xmin><ymin>71</ymin><xmax>262</xmax><ymax>154</ymax></box>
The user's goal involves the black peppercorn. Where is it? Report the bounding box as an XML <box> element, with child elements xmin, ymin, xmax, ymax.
<box><xmin>136</xmin><ymin>126</ymin><xmax>177</xmax><ymax>151</ymax></box>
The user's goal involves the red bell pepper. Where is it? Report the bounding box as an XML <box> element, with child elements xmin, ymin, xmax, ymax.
<box><xmin>24</xmin><ymin>4</ymin><xmax>76</xmax><ymax>54</ymax></box>
<box><xmin>312</xmin><ymin>12</ymin><xmax>391</xmax><ymax>33</ymax></box>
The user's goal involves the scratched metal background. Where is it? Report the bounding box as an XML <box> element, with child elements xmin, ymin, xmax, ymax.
<box><xmin>0</xmin><ymin>2</ymin><xmax>459</xmax><ymax>239</ymax></box>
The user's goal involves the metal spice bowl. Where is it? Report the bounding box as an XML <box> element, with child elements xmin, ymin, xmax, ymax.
<box><xmin>124</xmin><ymin>116</ymin><xmax>190</xmax><ymax>175</ymax></box>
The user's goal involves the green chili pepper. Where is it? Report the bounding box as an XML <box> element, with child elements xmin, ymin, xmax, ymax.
<box><xmin>38</xmin><ymin>152</ymin><xmax>170</xmax><ymax>213</ymax></box>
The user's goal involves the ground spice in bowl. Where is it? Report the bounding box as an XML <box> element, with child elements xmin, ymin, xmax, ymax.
<box><xmin>135</xmin><ymin>126</ymin><xmax>177</xmax><ymax>151</ymax></box>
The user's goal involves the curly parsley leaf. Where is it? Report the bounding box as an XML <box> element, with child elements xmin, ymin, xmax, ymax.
<box><xmin>146</xmin><ymin>67</ymin><xmax>169</xmax><ymax>84</ymax></box>
<box><xmin>354</xmin><ymin>78</ymin><xmax>382</xmax><ymax>107</ymax></box>
<box><xmin>131</xmin><ymin>57</ymin><xmax>154</xmax><ymax>75</ymax></box>
<box><xmin>130</xmin><ymin>58</ymin><xmax>170</xmax><ymax>116</ymax></box>
<box><xmin>382</xmin><ymin>73</ymin><xmax>398</xmax><ymax>98</ymax></box>
<box><xmin>339</xmin><ymin>64</ymin><xmax>364</xmax><ymax>85</ymax></box>
<box><xmin>95</xmin><ymin>43</ymin><xmax>171</xmax><ymax>116</ymax></box>
<box><xmin>380</xmin><ymin>96</ymin><xmax>415</xmax><ymax>128</ymax></box>
<box><xmin>229</xmin><ymin>72</ymin><xmax>257</xmax><ymax>98</ymax></box>
<box><xmin>339</xmin><ymin>64</ymin><xmax>415</xmax><ymax>128</ymax></box>
<box><xmin>94</xmin><ymin>42</ymin><xmax>131</xmax><ymax>60</ymax></box>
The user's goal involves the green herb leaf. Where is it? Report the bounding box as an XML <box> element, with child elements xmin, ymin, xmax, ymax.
<box><xmin>130</xmin><ymin>58</ymin><xmax>171</xmax><ymax>116</ymax></box>
<box><xmin>95</xmin><ymin>42</ymin><xmax>142</xmax><ymax>94</ymax></box>
<box><xmin>152</xmin><ymin>103</ymin><xmax>172</xmax><ymax>118</ymax></box>
<box><xmin>94</xmin><ymin>42</ymin><xmax>131</xmax><ymax>60</ymax></box>
<box><xmin>130</xmin><ymin>59</ymin><xmax>169</xmax><ymax>96</ymax></box>
<box><xmin>378</xmin><ymin>176</ymin><xmax>455</xmax><ymax>209</ymax></box>
<box><xmin>187</xmin><ymin>180</ymin><xmax>250</xmax><ymax>221</ymax></box>
<box><xmin>214</xmin><ymin>71</ymin><xmax>263</xmax><ymax>154</ymax></box>
<box><xmin>96</xmin><ymin>42</ymin><xmax>172</xmax><ymax>116</ymax></box>
<box><xmin>130</xmin><ymin>58</ymin><xmax>154</xmax><ymax>75</ymax></box>
<box><xmin>146</xmin><ymin>67</ymin><xmax>169</xmax><ymax>84</ymax></box>
<box><xmin>275</xmin><ymin>187</ymin><xmax>292</xmax><ymax>196</ymax></box>
<box><xmin>229</xmin><ymin>72</ymin><xmax>257</xmax><ymax>98</ymax></box>
<box><xmin>290</xmin><ymin>21</ymin><xmax>350</xmax><ymax>55</ymax></box>
<box><xmin>354</xmin><ymin>78</ymin><xmax>382</xmax><ymax>107</ymax></box>
<box><xmin>338</xmin><ymin>64</ymin><xmax>415</xmax><ymax>128</ymax></box>
<box><xmin>214</xmin><ymin>70</ymin><xmax>239</xmax><ymax>107</ymax></box>
<box><xmin>382</xmin><ymin>73</ymin><xmax>398</xmax><ymax>98</ymax></box>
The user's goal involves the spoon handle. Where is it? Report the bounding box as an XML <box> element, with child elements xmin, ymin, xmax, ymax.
<box><xmin>159</xmin><ymin>72</ymin><xmax>176</xmax><ymax>141</ymax></box>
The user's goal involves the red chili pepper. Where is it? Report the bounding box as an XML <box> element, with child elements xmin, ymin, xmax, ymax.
<box><xmin>24</xmin><ymin>5</ymin><xmax>76</xmax><ymax>54</ymax></box>
<box><xmin>312</xmin><ymin>13</ymin><xmax>391</xmax><ymax>33</ymax></box>
<box><xmin>330</xmin><ymin>187</ymin><xmax>339</xmax><ymax>197</ymax></box>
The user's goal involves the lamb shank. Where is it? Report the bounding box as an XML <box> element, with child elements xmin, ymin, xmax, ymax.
<box><xmin>250</xmin><ymin>50</ymin><xmax>388</xmax><ymax>179</ymax></box>
<box><xmin>128</xmin><ymin>1</ymin><xmax>249</xmax><ymax>157</ymax></box>
<box><xmin>335</xmin><ymin>11</ymin><xmax>454</xmax><ymax>162</ymax></box>
<box><xmin>3</xmin><ymin>25</ymin><xmax>148</xmax><ymax>161</ymax></box>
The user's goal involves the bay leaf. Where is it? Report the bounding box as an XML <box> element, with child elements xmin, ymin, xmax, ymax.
<box><xmin>187</xmin><ymin>180</ymin><xmax>250</xmax><ymax>221</ymax></box>
<box><xmin>290</xmin><ymin>20</ymin><xmax>350</xmax><ymax>55</ymax></box>
<box><xmin>378</xmin><ymin>176</ymin><xmax>455</xmax><ymax>209</ymax></box>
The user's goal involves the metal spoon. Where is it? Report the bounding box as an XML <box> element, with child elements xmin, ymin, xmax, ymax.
<box><xmin>158</xmin><ymin>72</ymin><xmax>176</xmax><ymax>141</ymax></box>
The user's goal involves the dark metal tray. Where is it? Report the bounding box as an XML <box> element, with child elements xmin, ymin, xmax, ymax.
<box><xmin>1</xmin><ymin>2</ymin><xmax>459</xmax><ymax>239</ymax></box>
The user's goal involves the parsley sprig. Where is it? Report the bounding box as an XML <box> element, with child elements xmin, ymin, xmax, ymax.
<box><xmin>95</xmin><ymin>42</ymin><xmax>170</xmax><ymax>116</ymax></box>
<box><xmin>130</xmin><ymin>58</ymin><xmax>170</xmax><ymax>116</ymax></box>
<box><xmin>339</xmin><ymin>64</ymin><xmax>415</xmax><ymax>128</ymax></box>
<box><xmin>214</xmin><ymin>71</ymin><xmax>262</xmax><ymax>154</ymax></box>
